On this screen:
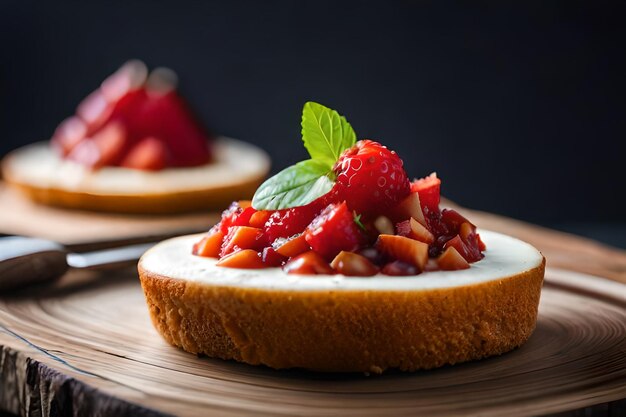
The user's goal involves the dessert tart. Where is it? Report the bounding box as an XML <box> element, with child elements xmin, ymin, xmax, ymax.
<box><xmin>139</xmin><ymin>102</ymin><xmax>545</xmax><ymax>373</ymax></box>
<box><xmin>1</xmin><ymin>61</ymin><xmax>270</xmax><ymax>214</ymax></box>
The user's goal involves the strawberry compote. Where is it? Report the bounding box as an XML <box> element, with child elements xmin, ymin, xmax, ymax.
<box><xmin>51</xmin><ymin>61</ymin><xmax>213</xmax><ymax>171</ymax></box>
<box><xmin>193</xmin><ymin>150</ymin><xmax>486</xmax><ymax>277</ymax></box>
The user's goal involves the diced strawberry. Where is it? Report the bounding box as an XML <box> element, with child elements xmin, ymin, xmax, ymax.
<box><xmin>261</xmin><ymin>247</ymin><xmax>287</xmax><ymax>267</ymax></box>
<box><xmin>264</xmin><ymin>198</ymin><xmax>326</xmax><ymax>242</ymax></box>
<box><xmin>305</xmin><ymin>202</ymin><xmax>366</xmax><ymax>261</ymax></box>
<box><xmin>375</xmin><ymin>234</ymin><xmax>428</xmax><ymax>271</ymax></box>
<box><xmin>390</xmin><ymin>192</ymin><xmax>427</xmax><ymax>226</ymax></box>
<box><xmin>249</xmin><ymin>210</ymin><xmax>272</xmax><ymax>229</ymax></box>
<box><xmin>283</xmin><ymin>251</ymin><xmax>335</xmax><ymax>275</ymax></box>
<box><xmin>192</xmin><ymin>230</ymin><xmax>225</xmax><ymax>258</ymax></box>
<box><xmin>437</xmin><ymin>247</ymin><xmax>470</xmax><ymax>270</ymax></box>
<box><xmin>331</xmin><ymin>140</ymin><xmax>410</xmax><ymax>216</ymax></box>
<box><xmin>443</xmin><ymin>235</ymin><xmax>482</xmax><ymax>263</ymax></box>
<box><xmin>458</xmin><ymin>222</ymin><xmax>484</xmax><ymax>262</ymax></box>
<box><xmin>219</xmin><ymin>203</ymin><xmax>257</xmax><ymax>234</ymax></box>
<box><xmin>441</xmin><ymin>209</ymin><xmax>474</xmax><ymax>232</ymax></box>
<box><xmin>330</xmin><ymin>251</ymin><xmax>379</xmax><ymax>276</ymax></box>
<box><xmin>273</xmin><ymin>234</ymin><xmax>310</xmax><ymax>258</ymax></box>
<box><xmin>408</xmin><ymin>217</ymin><xmax>435</xmax><ymax>244</ymax></box>
<box><xmin>120</xmin><ymin>137</ymin><xmax>168</xmax><ymax>170</ymax></box>
<box><xmin>381</xmin><ymin>261</ymin><xmax>419</xmax><ymax>276</ymax></box>
<box><xmin>220</xmin><ymin>226</ymin><xmax>266</xmax><ymax>258</ymax></box>
<box><xmin>410</xmin><ymin>173</ymin><xmax>441</xmax><ymax>215</ymax></box>
<box><xmin>395</xmin><ymin>220</ymin><xmax>412</xmax><ymax>237</ymax></box>
<box><xmin>216</xmin><ymin>250</ymin><xmax>265</xmax><ymax>269</ymax></box>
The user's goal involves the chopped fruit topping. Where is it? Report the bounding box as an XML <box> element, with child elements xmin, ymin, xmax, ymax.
<box><xmin>220</xmin><ymin>226</ymin><xmax>266</xmax><ymax>258</ymax></box>
<box><xmin>437</xmin><ymin>247</ymin><xmax>470</xmax><ymax>270</ymax></box>
<box><xmin>219</xmin><ymin>203</ymin><xmax>256</xmax><ymax>234</ymax></box>
<box><xmin>305</xmin><ymin>202</ymin><xmax>366</xmax><ymax>261</ymax></box>
<box><xmin>376</xmin><ymin>235</ymin><xmax>428</xmax><ymax>271</ymax></box>
<box><xmin>411</xmin><ymin>173</ymin><xmax>441</xmax><ymax>215</ymax></box>
<box><xmin>194</xmin><ymin>102</ymin><xmax>486</xmax><ymax>276</ymax></box>
<box><xmin>264</xmin><ymin>198</ymin><xmax>325</xmax><ymax>243</ymax></box>
<box><xmin>283</xmin><ymin>251</ymin><xmax>335</xmax><ymax>275</ymax></box>
<box><xmin>51</xmin><ymin>60</ymin><xmax>213</xmax><ymax>171</ymax></box>
<box><xmin>331</xmin><ymin>251</ymin><xmax>379</xmax><ymax>276</ymax></box>
<box><xmin>274</xmin><ymin>234</ymin><xmax>311</xmax><ymax>258</ymax></box>
<box><xmin>390</xmin><ymin>192</ymin><xmax>426</xmax><ymax>226</ymax></box>
<box><xmin>407</xmin><ymin>217</ymin><xmax>435</xmax><ymax>244</ymax></box>
<box><xmin>120</xmin><ymin>136</ymin><xmax>168</xmax><ymax>170</ymax></box>
<box><xmin>381</xmin><ymin>261</ymin><xmax>419</xmax><ymax>276</ymax></box>
<box><xmin>216</xmin><ymin>250</ymin><xmax>265</xmax><ymax>269</ymax></box>
<box><xmin>374</xmin><ymin>216</ymin><xmax>395</xmax><ymax>235</ymax></box>
<box><xmin>261</xmin><ymin>247</ymin><xmax>287</xmax><ymax>267</ymax></box>
<box><xmin>332</xmin><ymin>140</ymin><xmax>410</xmax><ymax>215</ymax></box>
<box><xmin>192</xmin><ymin>230</ymin><xmax>224</xmax><ymax>258</ymax></box>
<box><xmin>249</xmin><ymin>210</ymin><xmax>271</xmax><ymax>228</ymax></box>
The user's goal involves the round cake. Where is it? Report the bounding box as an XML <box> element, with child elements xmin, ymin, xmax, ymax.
<box><xmin>139</xmin><ymin>230</ymin><xmax>545</xmax><ymax>373</ymax></box>
<box><xmin>1</xmin><ymin>137</ymin><xmax>270</xmax><ymax>214</ymax></box>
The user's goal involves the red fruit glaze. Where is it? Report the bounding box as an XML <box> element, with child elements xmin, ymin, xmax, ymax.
<box><xmin>305</xmin><ymin>202</ymin><xmax>366</xmax><ymax>261</ymax></box>
<box><xmin>332</xmin><ymin>140</ymin><xmax>410</xmax><ymax>216</ymax></box>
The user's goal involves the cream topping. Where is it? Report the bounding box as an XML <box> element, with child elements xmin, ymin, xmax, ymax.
<box><xmin>140</xmin><ymin>230</ymin><xmax>544</xmax><ymax>292</ymax></box>
<box><xmin>3</xmin><ymin>137</ymin><xmax>270</xmax><ymax>195</ymax></box>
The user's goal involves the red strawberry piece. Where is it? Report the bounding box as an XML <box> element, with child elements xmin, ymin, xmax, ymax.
<box><xmin>263</xmin><ymin>197</ymin><xmax>326</xmax><ymax>243</ymax></box>
<box><xmin>120</xmin><ymin>137</ymin><xmax>168</xmax><ymax>170</ymax></box>
<box><xmin>220</xmin><ymin>226</ymin><xmax>266</xmax><ymax>258</ymax></box>
<box><xmin>410</xmin><ymin>173</ymin><xmax>441</xmax><ymax>215</ymax></box>
<box><xmin>304</xmin><ymin>201</ymin><xmax>366</xmax><ymax>261</ymax></box>
<box><xmin>218</xmin><ymin>202</ymin><xmax>257</xmax><ymax>234</ymax></box>
<box><xmin>283</xmin><ymin>251</ymin><xmax>335</xmax><ymax>275</ymax></box>
<box><xmin>437</xmin><ymin>247</ymin><xmax>470</xmax><ymax>270</ymax></box>
<box><xmin>443</xmin><ymin>234</ymin><xmax>482</xmax><ymax>263</ymax></box>
<box><xmin>330</xmin><ymin>251</ymin><xmax>379</xmax><ymax>276</ymax></box>
<box><xmin>331</xmin><ymin>140</ymin><xmax>410</xmax><ymax>216</ymax></box>
<box><xmin>261</xmin><ymin>247</ymin><xmax>287</xmax><ymax>267</ymax></box>
<box><xmin>381</xmin><ymin>261</ymin><xmax>419</xmax><ymax>276</ymax></box>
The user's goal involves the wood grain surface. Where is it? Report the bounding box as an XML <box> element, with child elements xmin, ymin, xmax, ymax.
<box><xmin>0</xmin><ymin>267</ymin><xmax>624</xmax><ymax>417</ymax></box>
<box><xmin>0</xmin><ymin>191</ymin><xmax>625</xmax><ymax>416</ymax></box>
<box><xmin>0</xmin><ymin>185</ymin><xmax>219</xmax><ymax>250</ymax></box>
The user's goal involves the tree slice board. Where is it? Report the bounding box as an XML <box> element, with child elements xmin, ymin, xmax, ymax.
<box><xmin>0</xmin><ymin>267</ymin><xmax>624</xmax><ymax>417</ymax></box>
<box><xmin>0</xmin><ymin>184</ymin><xmax>219</xmax><ymax>250</ymax></box>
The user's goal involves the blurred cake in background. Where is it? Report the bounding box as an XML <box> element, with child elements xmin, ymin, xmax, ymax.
<box><xmin>1</xmin><ymin>60</ymin><xmax>270</xmax><ymax>214</ymax></box>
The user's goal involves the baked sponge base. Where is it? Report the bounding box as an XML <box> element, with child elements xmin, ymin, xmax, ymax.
<box><xmin>139</xmin><ymin>259</ymin><xmax>545</xmax><ymax>373</ymax></box>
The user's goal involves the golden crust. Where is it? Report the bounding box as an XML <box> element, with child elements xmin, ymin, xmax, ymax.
<box><xmin>138</xmin><ymin>258</ymin><xmax>545</xmax><ymax>373</ymax></box>
<box><xmin>2</xmin><ymin>177</ymin><xmax>263</xmax><ymax>214</ymax></box>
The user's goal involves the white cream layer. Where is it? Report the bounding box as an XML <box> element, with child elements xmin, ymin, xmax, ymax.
<box><xmin>4</xmin><ymin>137</ymin><xmax>270</xmax><ymax>195</ymax></box>
<box><xmin>140</xmin><ymin>230</ymin><xmax>544</xmax><ymax>292</ymax></box>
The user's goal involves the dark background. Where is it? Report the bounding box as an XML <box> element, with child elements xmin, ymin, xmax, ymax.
<box><xmin>1</xmin><ymin>1</ymin><xmax>625</xmax><ymax>247</ymax></box>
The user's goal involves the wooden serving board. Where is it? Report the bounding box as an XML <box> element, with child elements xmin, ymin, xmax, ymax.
<box><xmin>0</xmin><ymin>267</ymin><xmax>624</xmax><ymax>417</ymax></box>
<box><xmin>0</xmin><ymin>190</ymin><xmax>625</xmax><ymax>416</ymax></box>
<box><xmin>0</xmin><ymin>184</ymin><xmax>220</xmax><ymax>250</ymax></box>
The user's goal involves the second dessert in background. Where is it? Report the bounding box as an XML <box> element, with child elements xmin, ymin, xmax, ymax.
<box><xmin>1</xmin><ymin>60</ymin><xmax>270</xmax><ymax>214</ymax></box>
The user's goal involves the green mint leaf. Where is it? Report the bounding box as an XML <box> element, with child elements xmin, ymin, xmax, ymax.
<box><xmin>301</xmin><ymin>101</ymin><xmax>356</xmax><ymax>167</ymax></box>
<box><xmin>252</xmin><ymin>159</ymin><xmax>335</xmax><ymax>210</ymax></box>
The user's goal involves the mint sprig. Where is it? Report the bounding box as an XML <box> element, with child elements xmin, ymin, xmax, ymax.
<box><xmin>301</xmin><ymin>102</ymin><xmax>356</xmax><ymax>167</ymax></box>
<box><xmin>252</xmin><ymin>159</ymin><xmax>334</xmax><ymax>210</ymax></box>
<box><xmin>252</xmin><ymin>102</ymin><xmax>356</xmax><ymax>210</ymax></box>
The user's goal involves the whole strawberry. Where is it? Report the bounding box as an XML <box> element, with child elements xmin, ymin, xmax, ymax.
<box><xmin>331</xmin><ymin>140</ymin><xmax>410</xmax><ymax>216</ymax></box>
